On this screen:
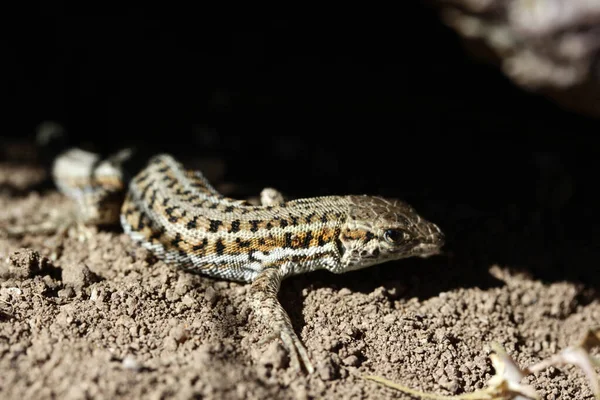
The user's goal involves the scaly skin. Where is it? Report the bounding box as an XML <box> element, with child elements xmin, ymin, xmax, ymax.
<box><xmin>120</xmin><ymin>154</ymin><xmax>445</xmax><ymax>373</ymax></box>
<box><xmin>3</xmin><ymin>148</ymin><xmax>445</xmax><ymax>374</ymax></box>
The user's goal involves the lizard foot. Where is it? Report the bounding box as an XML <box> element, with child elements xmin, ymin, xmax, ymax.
<box><xmin>256</xmin><ymin>323</ymin><xmax>315</xmax><ymax>374</ymax></box>
<box><xmin>250</xmin><ymin>266</ymin><xmax>314</xmax><ymax>374</ymax></box>
<box><xmin>260</xmin><ymin>188</ymin><xmax>285</xmax><ymax>206</ymax></box>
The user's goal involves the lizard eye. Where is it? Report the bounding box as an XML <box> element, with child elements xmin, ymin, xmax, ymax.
<box><xmin>383</xmin><ymin>229</ymin><xmax>409</xmax><ymax>245</ymax></box>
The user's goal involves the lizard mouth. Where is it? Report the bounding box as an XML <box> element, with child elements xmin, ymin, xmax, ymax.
<box><xmin>414</xmin><ymin>230</ymin><xmax>445</xmax><ymax>258</ymax></box>
<box><xmin>416</xmin><ymin>244</ymin><xmax>443</xmax><ymax>258</ymax></box>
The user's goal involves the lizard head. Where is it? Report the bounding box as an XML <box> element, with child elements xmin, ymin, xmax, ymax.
<box><xmin>335</xmin><ymin>195</ymin><xmax>444</xmax><ymax>272</ymax></box>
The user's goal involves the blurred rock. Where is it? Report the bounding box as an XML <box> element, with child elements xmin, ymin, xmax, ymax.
<box><xmin>426</xmin><ymin>0</ymin><xmax>600</xmax><ymax>117</ymax></box>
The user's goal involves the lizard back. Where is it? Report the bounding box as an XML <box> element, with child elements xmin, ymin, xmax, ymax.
<box><xmin>120</xmin><ymin>154</ymin><xmax>349</xmax><ymax>282</ymax></box>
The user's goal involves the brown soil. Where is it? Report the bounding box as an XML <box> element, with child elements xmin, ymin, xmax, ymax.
<box><xmin>0</xmin><ymin>162</ymin><xmax>598</xmax><ymax>400</ymax></box>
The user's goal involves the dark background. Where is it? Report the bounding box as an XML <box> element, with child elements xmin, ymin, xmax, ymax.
<box><xmin>3</xmin><ymin>5</ymin><xmax>600</xmax><ymax>286</ymax></box>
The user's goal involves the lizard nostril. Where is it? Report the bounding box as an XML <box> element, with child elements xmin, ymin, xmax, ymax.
<box><xmin>435</xmin><ymin>231</ymin><xmax>445</xmax><ymax>247</ymax></box>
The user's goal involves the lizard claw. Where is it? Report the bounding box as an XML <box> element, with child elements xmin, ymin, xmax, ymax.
<box><xmin>257</xmin><ymin>327</ymin><xmax>315</xmax><ymax>374</ymax></box>
<box><xmin>279</xmin><ymin>329</ymin><xmax>314</xmax><ymax>374</ymax></box>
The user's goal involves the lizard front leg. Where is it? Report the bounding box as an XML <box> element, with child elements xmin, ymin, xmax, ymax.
<box><xmin>249</xmin><ymin>266</ymin><xmax>314</xmax><ymax>374</ymax></box>
<box><xmin>260</xmin><ymin>188</ymin><xmax>285</xmax><ymax>206</ymax></box>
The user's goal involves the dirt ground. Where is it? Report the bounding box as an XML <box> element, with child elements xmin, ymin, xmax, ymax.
<box><xmin>0</xmin><ymin>159</ymin><xmax>598</xmax><ymax>400</ymax></box>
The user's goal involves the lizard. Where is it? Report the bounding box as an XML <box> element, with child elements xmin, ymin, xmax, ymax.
<box><xmin>3</xmin><ymin>147</ymin><xmax>445</xmax><ymax>374</ymax></box>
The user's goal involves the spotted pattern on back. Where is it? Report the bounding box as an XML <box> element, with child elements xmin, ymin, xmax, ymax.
<box><xmin>120</xmin><ymin>154</ymin><xmax>349</xmax><ymax>282</ymax></box>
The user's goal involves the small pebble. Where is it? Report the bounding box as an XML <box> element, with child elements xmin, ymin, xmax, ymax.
<box><xmin>62</xmin><ymin>263</ymin><xmax>99</xmax><ymax>292</ymax></box>
<box><xmin>122</xmin><ymin>355</ymin><xmax>141</xmax><ymax>371</ymax></box>
<box><xmin>342</xmin><ymin>355</ymin><xmax>360</xmax><ymax>366</ymax></box>
<box><xmin>317</xmin><ymin>358</ymin><xmax>339</xmax><ymax>381</ymax></box>
<box><xmin>163</xmin><ymin>336</ymin><xmax>178</xmax><ymax>352</ymax></box>
<box><xmin>258</xmin><ymin>341</ymin><xmax>287</xmax><ymax>370</ymax></box>
<box><xmin>8</xmin><ymin>249</ymin><xmax>48</xmax><ymax>279</ymax></box>
<box><xmin>169</xmin><ymin>325</ymin><xmax>190</xmax><ymax>344</ymax></box>
<box><xmin>204</xmin><ymin>287</ymin><xmax>219</xmax><ymax>306</ymax></box>
<box><xmin>58</xmin><ymin>287</ymin><xmax>75</xmax><ymax>299</ymax></box>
